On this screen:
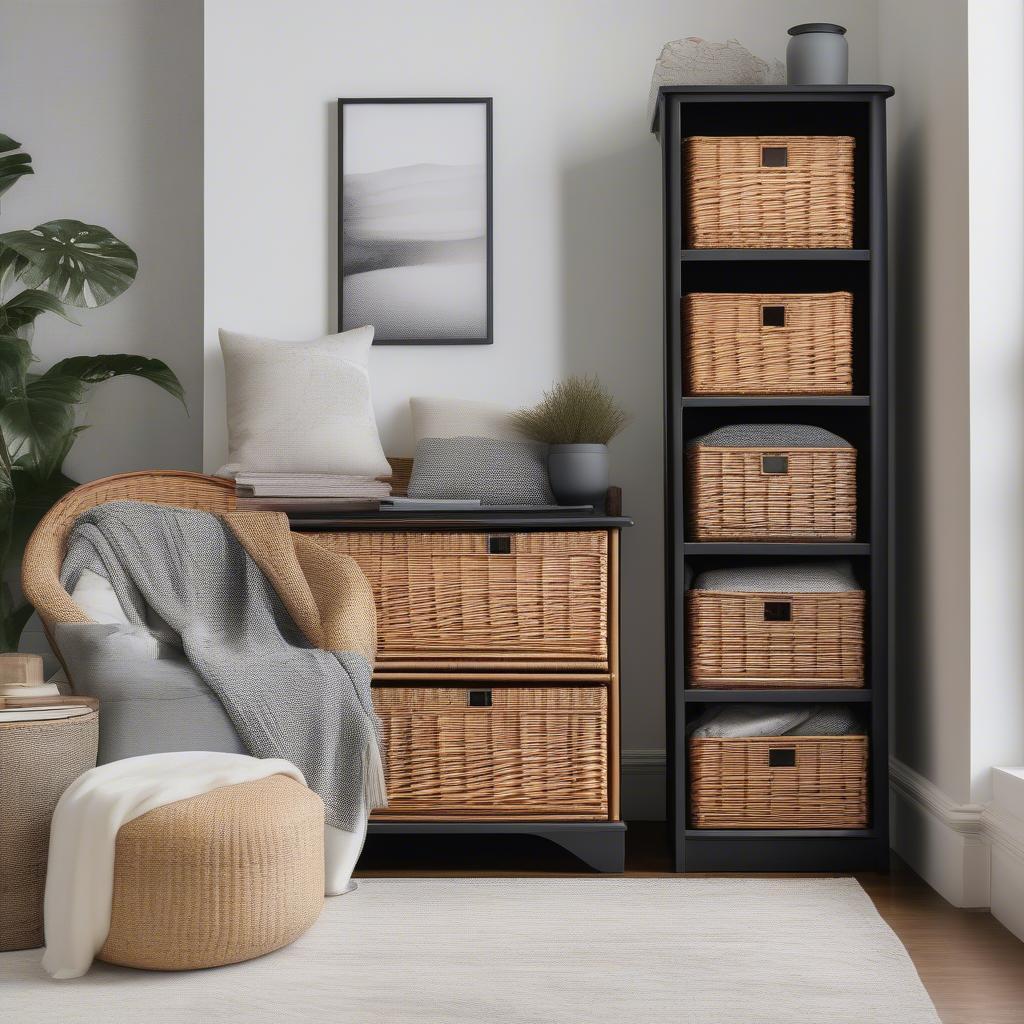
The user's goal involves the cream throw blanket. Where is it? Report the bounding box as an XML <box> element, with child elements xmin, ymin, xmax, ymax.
<box><xmin>43</xmin><ymin>752</ymin><xmax>304</xmax><ymax>979</ymax></box>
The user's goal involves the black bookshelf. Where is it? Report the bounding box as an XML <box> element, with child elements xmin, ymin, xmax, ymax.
<box><xmin>653</xmin><ymin>85</ymin><xmax>893</xmax><ymax>872</ymax></box>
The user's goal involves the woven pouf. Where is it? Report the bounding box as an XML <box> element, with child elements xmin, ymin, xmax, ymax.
<box><xmin>98</xmin><ymin>774</ymin><xmax>325</xmax><ymax>971</ymax></box>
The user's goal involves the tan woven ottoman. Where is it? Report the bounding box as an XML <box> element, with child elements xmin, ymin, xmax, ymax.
<box><xmin>98</xmin><ymin>774</ymin><xmax>325</xmax><ymax>971</ymax></box>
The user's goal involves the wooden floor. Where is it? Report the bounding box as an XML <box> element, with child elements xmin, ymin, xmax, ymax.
<box><xmin>356</xmin><ymin>822</ymin><xmax>1024</xmax><ymax>1024</ymax></box>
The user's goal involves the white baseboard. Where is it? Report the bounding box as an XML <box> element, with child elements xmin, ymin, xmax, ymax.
<box><xmin>889</xmin><ymin>756</ymin><xmax>990</xmax><ymax>908</ymax></box>
<box><xmin>621</xmin><ymin>748</ymin><xmax>666</xmax><ymax>821</ymax></box>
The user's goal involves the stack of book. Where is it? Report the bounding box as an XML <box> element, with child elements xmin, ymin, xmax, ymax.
<box><xmin>234</xmin><ymin>473</ymin><xmax>391</xmax><ymax>512</ymax></box>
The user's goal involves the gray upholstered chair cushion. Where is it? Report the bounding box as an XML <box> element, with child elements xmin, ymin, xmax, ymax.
<box><xmin>54</xmin><ymin>623</ymin><xmax>244</xmax><ymax>764</ymax></box>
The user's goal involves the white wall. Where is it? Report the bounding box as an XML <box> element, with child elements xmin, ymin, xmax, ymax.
<box><xmin>2</xmin><ymin>0</ymin><xmax>204</xmax><ymax>666</ymax></box>
<box><xmin>967</xmin><ymin>0</ymin><xmax>1024</xmax><ymax>802</ymax></box>
<box><xmin>0</xmin><ymin>0</ymin><xmax>204</xmax><ymax>481</ymax></box>
<box><xmin>880</xmin><ymin>0</ymin><xmax>1024</xmax><ymax>906</ymax></box>
<box><xmin>878</xmin><ymin>0</ymin><xmax>972</xmax><ymax>804</ymax></box>
<box><xmin>203</xmin><ymin>0</ymin><xmax>879</xmax><ymax>763</ymax></box>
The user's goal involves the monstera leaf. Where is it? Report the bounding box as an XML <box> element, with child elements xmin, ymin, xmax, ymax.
<box><xmin>0</xmin><ymin>220</ymin><xmax>137</xmax><ymax>307</ymax></box>
<box><xmin>0</xmin><ymin>335</ymin><xmax>33</xmax><ymax>396</ymax></box>
<box><xmin>0</xmin><ymin>355</ymin><xmax>185</xmax><ymax>480</ymax></box>
<box><xmin>0</xmin><ymin>374</ymin><xmax>79</xmax><ymax>480</ymax></box>
<box><xmin>0</xmin><ymin>135</ymin><xmax>32</xmax><ymax>203</ymax></box>
<box><xmin>0</xmin><ymin>288</ymin><xmax>76</xmax><ymax>334</ymax></box>
<box><xmin>43</xmin><ymin>354</ymin><xmax>186</xmax><ymax>406</ymax></box>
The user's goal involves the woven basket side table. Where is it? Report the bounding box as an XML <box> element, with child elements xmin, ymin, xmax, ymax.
<box><xmin>0</xmin><ymin>696</ymin><xmax>98</xmax><ymax>951</ymax></box>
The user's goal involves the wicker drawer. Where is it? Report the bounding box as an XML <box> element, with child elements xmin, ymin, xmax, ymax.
<box><xmin>686</xmin><ymin>446</ymin><xmax>857</xmax><ymax>541</ymax></box>
<box><xmin>683</xmin><ymin>292</ymin><xmax>853</xmax><ymax>396</ymax></box>
<box><xmin>371</xmin><ymin>686</ymin><xmax>608</xmax><ymax>819</ymax></box>
<box><xmin>683</xmin><ymin>135</ymin><xmax>855</xmax><ymax>249</ymax></box>
<box><xmin>689</xmin><ymin>735</ymin><xmax>868</xmax><ymax>829</ymax></box>
<box><xmin>311</xmin><ymin>531</ymin><xmax>609</xmax><ymax>671</ymax></box>
<box><xmin>687</xmin><ymin>589</ymin><xmax>865</xmax><ymax>688</ymax></box>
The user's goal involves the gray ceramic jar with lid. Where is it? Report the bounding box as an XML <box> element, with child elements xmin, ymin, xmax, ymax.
<box><xmin>786</xmin><ymin>23</ymin><xmax>848</xmax><ymax>85</ymax></box>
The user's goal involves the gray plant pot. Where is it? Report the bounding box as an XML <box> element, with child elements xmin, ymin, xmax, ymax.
<box><xmin>786</xmin><ymin>23</ymin><xmax>848</xmax><ymax>85</ymax></box>
<box><xmin>547</xmin><ymin>444</ymin><xmax>609</xmax><ymax>507</ymax></box>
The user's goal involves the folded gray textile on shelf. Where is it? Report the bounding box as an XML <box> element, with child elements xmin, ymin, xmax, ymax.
<box><xmin>689</xmin><ymin>703</ymin><xmax>864</xmax><ymax>739</ymax></box>
<box><xmin>691</xmin><ymin>561</ymin><xmax>859</xmax><ymax>593</ymax></box>
<box><xmin>58</xmin><ymin>500</ymin><xmax>385</xmax><ymax>831</ymax></box>
<box><xmin>688</xmin><ymin>424</ymin><xmax>852</xmax><ymax>449</ymax></box>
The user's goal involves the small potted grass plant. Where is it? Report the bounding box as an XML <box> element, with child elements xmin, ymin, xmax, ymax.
<box><xmin>512</xmin><ymin>375</ymin><xmax>630</xmax><ymax>506</ymax></box>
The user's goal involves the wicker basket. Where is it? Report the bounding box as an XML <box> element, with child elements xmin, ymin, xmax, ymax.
<box><xmin>687</xmin><ymin>446</ymin><xmax>857</xmax><ymax>541</ymax></box>
<box><xmin>371</xmin><ymin>686</ymin><xmax>608</xmax><ymax>819</ymax></box>
<box><xmin>689</xmin><ymin>735</ymin><xmax>868</xmax><ymax>828</ymax></box>
<box><xmin>683</xmin><ymin>292</ymin><xmax>853</xmax><ymax>395</ymax></box>
<box><xmin>311</xmin><ymin>531</ymin><xmax>609</xmax><ymax>672</ymax></box>
<box><xmin>683</xmin><ymin>136</ymin><xmax>855</xmax><ymax>248</ymax></box>
<box><xmin>687</xmin><ymin>589</ymin><xmax>865</xmax><ymax>688</ymax></box>
<box><xmin>0</xmin><ymin>697</ymin><xmax>98</xmax><ymax>951</ymax></box>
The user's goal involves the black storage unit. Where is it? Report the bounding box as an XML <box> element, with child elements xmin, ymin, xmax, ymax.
<box><xmin>652</xmin><ymin>85</ymin><xmax>893</xmax><ymax>871</ymax></box>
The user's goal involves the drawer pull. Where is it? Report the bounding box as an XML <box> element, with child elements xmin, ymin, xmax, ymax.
<box><xmin>761</xmin><ymin>145</ymin><xmax>788</xmax><ymax>168</ymax></box>
<box><xmin>467</xmin><ymin>690</ymin><xmax>493</xmax><ymax>708</ymax></box>
<box><xmin>768</xmin><ymin>747</ymin><xmax>797</xmax><ymax>768</ymax></box>
<box><xmin>761</xmin><ymin>304</ymin><xmax>786</xmax><ymax>327</ymax></box>
<box><xmin>763</xmin><ymin>600</ymin><xmax>792</xmax><ymax>623</ymax></box>
<box><xmin>487</xmin><ymin>535</ymin><xmax>512</xmax><ymax>555</ymax></box>
<box><xmin>761</xmin><ymin>454</ymin><xmax>789</xmax><ymax>475</ymax></box>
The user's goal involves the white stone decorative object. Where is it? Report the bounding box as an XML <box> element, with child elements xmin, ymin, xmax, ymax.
<box><xmin>648</xmin><ymin>37</ymin><xmax>786</xmax><ymax>126</ymax></box>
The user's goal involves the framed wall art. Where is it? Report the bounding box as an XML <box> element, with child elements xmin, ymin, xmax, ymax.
<box><xmin>338</xmin><ymin>97</ymin><xmax>493</xmax><ymax>345</ymax></box>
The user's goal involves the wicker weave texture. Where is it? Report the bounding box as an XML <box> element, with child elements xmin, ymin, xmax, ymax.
<box><xmin>311</xmin><ymin>532</ymin><xmax>609</xmax><ymax>668</ymax></box>
<box><xmin>0</xmin><ymin>709</ymin><xmax>98</xmax><ymax>951</ymax></box>
<box><xmin>683</xmin><ymin>292</ymin><xmax>853</xmax><ymax>395</ymax></box>
<box><xmin>689</xmin><ymin>735</ymin><xmax>868</xmax><ymax>829</ymax></box>
<box><xmin>22</xmin><ymin>471</ymin><xmax>237</xmax><ymax>637</ymax></box>
<box><xmin>683</xmin><ymin>136</ymin><xmax>855</xmax><ymax>249</ymax></box>
<box><xmin>372</xmin><ymin>687</ymin><xmax>608</xmax><ymax>818</ymax></box>
<box><xmin>687</xmin><ymin>590</ymin><xmax>865</xmax><ymax>688</ymax></box>
<box><xmin>687</xmin><ymin>447</ymin><xmax>857</xmax><ymax>541</ymax></box>
<box><xmin>98</xmin><ymin>775</ymin><xmax>324</xmax><ymax>971</ymax></box>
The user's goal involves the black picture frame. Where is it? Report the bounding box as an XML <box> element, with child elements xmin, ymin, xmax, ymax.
<box><xmin>337</xmin><ymin>97</ymin><xmax>494</xmax><ymax>346</ymax></box>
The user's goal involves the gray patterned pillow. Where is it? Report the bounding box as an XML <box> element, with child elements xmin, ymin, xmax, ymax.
<box><xmin>408</xmin><ymin>437</ymin><xmax>555</xmax><ymax>504</ymax></box>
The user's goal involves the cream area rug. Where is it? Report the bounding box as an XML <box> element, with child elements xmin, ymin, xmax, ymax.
<box><xmin>5</xmin><ymin>878</ymin><xmax>940</xmax><ymax>1024</ymax></box>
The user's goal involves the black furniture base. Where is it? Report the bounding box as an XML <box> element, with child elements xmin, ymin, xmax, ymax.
<box><xmin>682</xmin><ymin>833</ymin><xmax>889</xmax><ymax>872</ymax></box>
<box><xmin>367</xmin><ymin>821</ymin><xmax>627</xmax><ymax>873</ymax></box>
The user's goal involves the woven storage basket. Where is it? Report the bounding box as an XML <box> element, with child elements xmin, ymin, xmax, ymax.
<box><xmin>683</xmin><ymin>292</ymin><xmax>853</xmax><ymax>395</ymax></box>
<box><xmin>0</xmin><ymin>699</ymin><xmax>98</xmax><ymax>951</ymax></box>
<box><xmin>687</xmin><ymin>430</ymin><xmax>857</xmax><ymax>541</ymax></box>
<box><xmin>311</xmin><ymin>531</ymin><xmax>609</xmax><ymax>672</ymax></box>
<box><xmin>683</xmin><ymin>135</ymin><xmax>855</xmax><ymax>248</ymax></box>
<box><xmin>687</xmin><ymin>590</ymin><xmax>865</xmax><ymax>688</ymax></box>
<box><xmin>371</xmin><ymin>686</ymin><xmax>608</xmax><ymax>819</ymax></box>
<box><xmin>689</xmin><ymin>735</ymin><xmax>868</xmax><ymax>828</ymax></box>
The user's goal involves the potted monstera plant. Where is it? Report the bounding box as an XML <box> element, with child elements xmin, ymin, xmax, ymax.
<box><xmin>0</xmin><ymin>133</ymin><xmax>185</xmax><ymax>650</ymax></box>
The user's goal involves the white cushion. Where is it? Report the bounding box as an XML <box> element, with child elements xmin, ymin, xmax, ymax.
<box><xmin>410</xmin><ymin>396</ymin><xmax>522</xmax><ymax>443</ymax></box>
<box><xmin>70</xmin><ymin>569</ymin><xmax>132</xmax><ymax>627</ymax></box>
<box><xmin>218</xmin><ymin>326</ymin><xmax>391</xmax><ymax>478</ymax></box>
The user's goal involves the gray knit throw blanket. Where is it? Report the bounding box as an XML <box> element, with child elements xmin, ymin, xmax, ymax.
<box><xmin>59</xmin><ymin>501</ymin><xmax>386</xmax><ymax>831</ymax></box>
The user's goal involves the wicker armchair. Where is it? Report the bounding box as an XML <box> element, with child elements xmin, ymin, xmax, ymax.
<box><xmin>22</xmin><ymin>471</ymin><xmax>236</xmax><ymax>681</ymax></box>
<box><xmin>20</xmin><ymin>465</ymin><xmax>406</xmax><ymax>686</ymax></box>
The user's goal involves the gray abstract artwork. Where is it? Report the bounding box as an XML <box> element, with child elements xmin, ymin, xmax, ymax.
<box><xmin>340</xmin><ymin>100</ymin><xmax>491</xmax><ymax>344</ymax></box>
